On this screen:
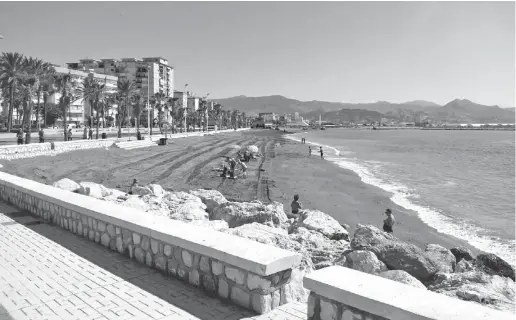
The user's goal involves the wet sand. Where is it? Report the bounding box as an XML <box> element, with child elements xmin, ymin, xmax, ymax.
<box><xmin>0</xmin><ymin>129</ymin><xmax>480</xmax><ymax>253</ymax></box>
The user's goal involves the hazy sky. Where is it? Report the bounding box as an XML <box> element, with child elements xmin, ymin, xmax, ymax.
<box><xmin>0</xmin><ymin>1</ymin><xmax>514</xmax><ymax>106</ymax></box>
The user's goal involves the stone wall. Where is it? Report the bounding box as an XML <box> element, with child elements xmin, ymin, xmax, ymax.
<box><xmin>0</xmin><ymin>172</ymin><xmax>301</xmax><ymax>315</ymax></box>
<box><xmin>0</xmin><ymin>143</ymin><xmax>53</xmax><ymax>160</ymax></box>
<box><xmin>304</xmin><ymin>266</ymin><xmax>513</xmax><ymax>320</ymax></box>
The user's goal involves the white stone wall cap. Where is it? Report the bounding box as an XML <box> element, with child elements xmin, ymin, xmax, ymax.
<box><xmin>303</xmin><ymin>266</ymin><xmax>514</xmax><ymax>320</ymax></box>
<box><xmin>0</xmin><ymin>171</ymin><xmax>301</xmax><ymax>276</ymax></box>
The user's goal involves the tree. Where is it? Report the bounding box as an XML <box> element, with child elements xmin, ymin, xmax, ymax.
<box><xmin>0</xmin><ymin>52</ymin><xmax>26</xmax><ymax>132</ymax></box>
<box><xmin>116</xmin><ymin>78</ymin><xmax>137</xmax><ymax>137</ymax></box>
<box><xmin>150</xmin><ymin>92</ymin><xmax>166</xmax><ymax>134</ymax></box>
<box><xmin>54</xmin><ymin>72</ymin><xmax>81</xmax><ymax>141</ymax></box>
<box><xmin>45</xmin><ymin>102</ymin><xmax>62</xmax><ymax>126</ymax></box>
<box><xmin>80</xmin><ymin>76</ymin><xmax>107</xmax><ymax>139</ymax></box>
<box><xmin>131</xmin><ymin>92</ymin><xmax>146</xmax><ymax>133</ymax></box>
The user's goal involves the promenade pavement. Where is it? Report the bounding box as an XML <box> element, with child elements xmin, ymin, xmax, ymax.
<box><xmin>0</xmin><ymin>201</ymin><xmax>306</xmax><ymax>320</ymax></box>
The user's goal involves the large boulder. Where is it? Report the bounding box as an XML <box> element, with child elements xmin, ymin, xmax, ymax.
<box><xmin>425</xmin><ymin>244</ymin><xmax>456</xmax><ymax>273</ymax></box>
<box><xmin>450</xmin><ymin>247</ymin><xmax>475</xmax><ymax>262</ymax></box>
<box><xmin>189</xmin><ymin>189</ymin><xmax>228</xmax><ymax>214</ymax></box>
<box><xmin>351</xmin><ymin>225</ymin><xmax>439</xmax><ymax>282</ymax></box>
<box><xmin>428</xmin><ymin>271</ymin><xmax>515</xmax><ymax>312</ymax></box>
<box><xmin>188</xmin><ymin>219</ymin><xmax>229</xmax><ymax>232</ymax></box>
<box><xmin>117</xmin><ymin>195</ymin><xmax>170</xmax><ymax>217</ymax></box>
<box><xmin>148</xmin><ymin>184</ymin><xmax>165</xmax><ymax>197</ymax></box>
<box><xmin>212</xmin><ymin>200</ymin><xmax>288</xmax><ymax>228</ymax></box>
<box><xmin>289</xmin><ymin>227</ymin><xmax>350</xmax><ymax>269</ymax></box>
<box><xmin>298</xmin><ymin>210</ymin><xmax>349</xmax><ymax>241</ymax></box>
<box><xmin>78</xmin><ymin>181</ymin><xmax>112</xmax><ymax>199</ymax></box>
<box><xmin>52</xmin><ymin>178</ymin><xmax>80</xmax><ymax>192</ymax></box>
<box><xmin>476</xmin><ymin>253</ymin><xmax>515</xmax><ymax>281</ymax></box>
<box><xmin>163</xmin><ymin>192</ymin><xmax>208</xmax><ymax>221</ymax></box>
<box><xmin>337</xmin><ymin>250</ymin><xmax>388</xmax><ymax>274</ymax></box>
<box><xmin>131</xmin><ymin>185</ymin><xmax>153</xmax><ymax>196</ymax></box>
<box><xmin>226</xmin><ymin>223</ymin><xmax>314</xmax><ymax>303</ymax></box>
<box><xmin>378</xmin><ymin>270</ymin><xmax>427</xmax><ymax>289</ymax></box>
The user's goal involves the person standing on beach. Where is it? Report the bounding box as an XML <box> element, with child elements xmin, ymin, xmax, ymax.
<box><xmin>289</xmin><ymin>194</ymin><xmax>302</xmax><ymax>219</ymax></box>
<box><xmin>16</xmin><ymin>128</ymin><xmax>24</xmax><ymax>145</ymax></box>
<box><xmin>383</xmin><ymin>208</ymin><xmax>395</xmax><ymax>233</ymax></box>
<box><xmin>38</xmin><ymin>128</ymin><xmax>44</xmax><ymax>143</ymax></box>
<box><xmin>320</xmin><ymin>147</ymin><xmax>324</xmax><ymax>159</ymax></box>
<box><xmin>309</xmin><ymin>146</ymin><xmax>312</xmax><ymax>156</ymax></box>
<box><xmin>89</xmin><ymin>127</ymin><xmax>93</xmax><ymax>140</ymax></box>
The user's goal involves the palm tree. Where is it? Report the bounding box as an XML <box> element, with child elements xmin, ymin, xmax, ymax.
<box><xmin>131</xmin><ymin>92</ymin><xmax>146</xmax><ymax>134</ymax></box>
<box><xmin>116</xmin><ymin>78</ymin><xmax>137</xmax><ymax>137</ymax></box>
<box><xmin>54</xmin><ymin>72</ymin><xmax>81</xmax><ymax>141</ymax></box>
<box><xmin>27</xmin><ymin>58</ymin><xmax>54</xmax><ymax>131</ymax></box>
<box><xmin>150</xmin><ymin>92</ymin><xmax>166</xmax><ymax>134</ymax></box>
<box><xmin>80</xmin><ymin>76</ymin><xmax>107</xmax><ymax>139</ymax></box>
<box><xmin>0</xmin><ymin>52</ymin><xmax>26</xmax><ymax>132</ymax></box>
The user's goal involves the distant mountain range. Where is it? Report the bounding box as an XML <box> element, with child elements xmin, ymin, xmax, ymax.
<box><xmin>212</xmin><ymin>95</ymin><xmax>515</xmax><ymax>123</ymax></box>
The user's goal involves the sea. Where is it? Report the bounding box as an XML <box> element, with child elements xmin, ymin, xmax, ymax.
<box><xmin>288</xmin><ymin>128</ymin><xmax>515</xmax><ymax>266</ymax></box>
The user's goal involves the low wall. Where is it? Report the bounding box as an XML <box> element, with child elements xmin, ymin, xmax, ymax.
<box><xmin>146</xmin><ymin>128</ymin><xmax>251</xmax><ymax>141</ymax></box>
<box><xmin>0</xmin><ymin>143</ymin><xmax>53</xmax><ymax>160</ymax></box>
<box><xmin>0</xmin><ymin>172</ymin><xmax>301</xmax><ymax>314</ymax></box>
<box><xmin>304</xmin><ymin>266</ymin><xmax>513</xmax><ymax>320</ymax></box>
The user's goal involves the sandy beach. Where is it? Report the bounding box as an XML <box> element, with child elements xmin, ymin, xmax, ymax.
<box><xmin>0</xmin><ymin>129</ymin><xmax>480</xmax><ymax>254</ymax></box>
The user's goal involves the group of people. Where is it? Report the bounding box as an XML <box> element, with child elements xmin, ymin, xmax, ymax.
<box><xmin>221</xmin><ymin>156</ymin><xmax>248</xmax><ymax>179</ymax></box>
<box><xmin>308</xmin><ymin>145</ymin><xmax>324</xmax><ymax>159</ymax></box>
<box><xmin>82</xmin><ymin>127</ymin><xmax>94</xmax><ymax>140</ymax></box>
<box><xmin>289</xmin><ymin>194</ymin><xmax>396</xmax><ymax>233</ymax></box>
<box><xmin>16</xmin><ymin>128</ymin><xmax>46</xmax><ymax>145</ymax></box>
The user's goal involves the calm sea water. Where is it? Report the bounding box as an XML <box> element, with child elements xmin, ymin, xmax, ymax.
<box><xmin>288</xmin><ymin>129</ymin><xmax>515</xmax><ymax>266</ymax></box>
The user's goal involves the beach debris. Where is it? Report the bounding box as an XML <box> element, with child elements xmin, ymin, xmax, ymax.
<box><xmin>351</xmin><ymin>224</ymin><xmax>440</xmax><ymax>282</ymax></box>
<box><xmin>335</xmin><ymin>250</ymin><xmax>387</xmax><ymax>274</ymax></box>
<box><xmin>230</xmin><ymin>144</ymin><xmax>241</xmax><ymax>149</ymax></box>
<box><xmin>378</xmin><ymin>270</ymin><xmax>427</xmax><ymax>289</ymax></box>
<box><xmin>247</xmin><ymin>145</ymin><xmax>259</xmax><ymax>153</ymax></box>
<box><xmin>212</xmin><ymin>200</ymin><xmax>288</xmax><ymax>228</ymax></box>
<box><xmin>425</xmin><ymin>244</ymin><xmax>457</xmax><ymax>273</ymax></box>
<box><xmin>52</xmin><ymin>178</ymin><xmax>80</xmax><ymax>193</ymax></box>
<box><xmin>297</xmin><ymin>209</ymin><xmax>349</xmax><ymax>241</ymax></box>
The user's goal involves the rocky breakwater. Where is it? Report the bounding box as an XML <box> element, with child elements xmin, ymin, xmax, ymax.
<box><xmin>51</xmin><ymin>178</ymin><xmax>515</xmax><ymax>312</ymax></box>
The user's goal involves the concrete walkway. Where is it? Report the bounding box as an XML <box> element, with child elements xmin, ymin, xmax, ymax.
<box><xmin>0</xmin><ymin>202</ymin><xmax>306</xmax><ymax>320</ymax></box>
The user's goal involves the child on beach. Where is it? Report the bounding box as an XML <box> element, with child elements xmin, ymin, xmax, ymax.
<box><xmin>383</xmin><ymin>208</ymin><xmax>395</xmax><ymax>233</ymax></box>
<box><xmin>289</xmin><ymin>194</ymin><xmax>302</xmax><ymax>219</ymax></box>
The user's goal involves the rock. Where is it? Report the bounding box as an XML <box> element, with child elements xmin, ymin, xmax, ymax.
<box><xmin>351</xmin><ymin>225</ymin><xmax>439</xmax><ymax>282</ymax></box>
<box><xmin>212</xmin><ymin>200</ymin><xmax>287</xmax><ymax>228</ymax></box>
<box><xmin>378</xmin><ymin>270</ymin><xmax>427</xmax><ymax>289</ymax></box>
<box><xmin>456</xmin><ymin>259</ymin><xmax>475</xmax><ymax>273</ymax></box>
<box><xmin>188</xmin><ymin>219</ymin><xmax>229</xmax><ymax>232</ymax></box>
<box><xmin>476</xmin><ymin>253</ymin><xmax>515</xmax><ymax>281</ymax></box>
<box><xmin>450</xmin><ymin>247</ymin><xmax>475</xmax><ymax>262</ymax></box>
<box><xmin>164</xmin><ymin>192</ymin><xmax>208</xmax><ymax>221</ymax></box>
<box><xmin>428</xmin><ymin>271</ymin><xmax>515</xmax><ymax>312</ymax></box>
<box><xmin>148</xmin><ymin>184</ymin><xmax>165</xmax><ymax>197</ymax></box>
<box><xmin>298</xmin><ymin>210</ymin><xmax>349</xmax><ymax>241</ymax></box>
<box><xmin>425</xmin><ymin>244</ymin><xmax>456</xmax><ymax>273</ymax></box>
<box><xmin>118</xmin><ymin>195</ymin><xmax>170</xmax><ymax>217</ymax></box>
<box><xmin>52</xmin><ymin>178</ymin><xmax>80</xmax><ymax>192</ymax></box>
<box><xmin>189</xmin><ymin>189</ymin><xmax>228</xmax><ymax>214</ymax></box>
<box><xmin>289</xmin><ymin>227</ymin><xmax>350</xmax><ymax>267</ymax></box>
<box><xmin>78</xmin><ymin>182</ymin><xmax>112</xmax><ymax>199</ymax></box>
<box><xmin>132</xmin><ymin>186</ymin><xmax>152</xmax><ymax>196</ymax></box>
<box><xmin>337</xmin><ymin>250</ymin><xmax>387</xmax><ymax>274</ymax></box>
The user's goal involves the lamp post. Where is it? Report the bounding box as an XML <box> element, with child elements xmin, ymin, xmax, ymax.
<box><xmin>184</xmin><ymin>84</ymin><xmax>188</xmax><ymax>133</ymax></box>
<box><xmin>204</xmin><ymin>93</ymin><xmax>210</xmax><ymax>132</ymax></box>
<box><xmin>147</xmin><ymin>68</ymin><xmax>150</xmax><ymax>140</ymax></box>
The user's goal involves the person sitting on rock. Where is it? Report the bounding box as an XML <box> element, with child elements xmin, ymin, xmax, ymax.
<box><xmin>289</xmin><ymin>194</ymin><xmax>302</xmax><ymax>219</ymax></box>
<box><xmin>383</xmin><ymin>208</ymin><xmax>395</xmax><ymax>233</ymax></box>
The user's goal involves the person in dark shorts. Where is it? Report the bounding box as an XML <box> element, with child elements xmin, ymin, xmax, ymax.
<box><xmin>383</xmin><ymin>208</ymin><xmax>396</xmax><ymax>233</ymax></box>
<box><xmin>289</xmin><ymin>194</ymin><xmax>302</xmax><ymax>219</ymax></box>
<box><xmin>16</xmin><ymin>128</ymin><xmax>24</xmax><ymax>145</ymax></box>
<box><xmin>38</xmin><ymin>128</ymin><xmax>44</xmax><ymax>143</ymax></box>
<box><xmin>320</xmin><ymin>146</ymin><xmax>324</xmax><ymax>159</ymax></box>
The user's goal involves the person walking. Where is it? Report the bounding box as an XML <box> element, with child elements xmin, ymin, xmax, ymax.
<box><xmin>38</xmin><ymin>128</ymin><xmax>44</xmax><ymax>143</ymax></box>
<box><xmin>16</xmin><ymin>128</ymin><xmax>24</xmax><ymax>145</ymax></box>
<box><xmin>67</xmin><ymin>128</ymin><xmax>73</xmax><ymax>141</ymax></box>
<box><xmin>309</xmin><ymin>146</ymin><xmax>312</xmax><ymax>156</ymax></box>
<box><xmin>89</xmin><ymin>127</ymin><xmax>93</xmax><ymax>140</ymax></box>
<box><xmin>83</xmin><ymin>127</ymin><xmax>88</xmax><ymax>139</ymax></box>
<box><xmin>383</xmin><ymin>208</ymin><xmax>396</xmax><ymax>233</ymax></box>
<box><xmin>320</xmin><ymin>146</ymin><xmax>324</xmax><ymax>159</ymax></box>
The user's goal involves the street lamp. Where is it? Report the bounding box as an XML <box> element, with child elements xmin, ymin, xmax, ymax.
<box><xmin>204</xmin><ymin>93</ymin><xmax>210</xmax><ymax>132</ymax></box>
<box><xmin>147</xmin><ymin>68</ymin><xmax>150</xmax><ymax>140</ymax></box>
<box><xmin>184</xmin><ymin>84</ymin><xmax>188</xmax><ymax>133</ymax></box>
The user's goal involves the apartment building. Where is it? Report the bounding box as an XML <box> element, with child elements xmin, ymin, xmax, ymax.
<box><xmin>66</xmin><ymin>57</ymin><xmax>174</xmax><ymax>98</ymax></box>
<box><xmin>1</xmin><ymin>67</ymin><xmax>118</xmax><ymax>127</ymax></box>
<box><xmin>187</xmin><ymin>97</ymin><xmax>200</xmax><ymax>113</ymax></box>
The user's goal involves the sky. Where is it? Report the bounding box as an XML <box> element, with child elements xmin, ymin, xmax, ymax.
<box><xmin>0</xmin><ymin>1</ymin><xmax>514</xmax><ymax>107</ymax></box>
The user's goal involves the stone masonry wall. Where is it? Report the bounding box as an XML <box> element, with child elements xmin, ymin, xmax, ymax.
<box><xmin>0</xmin><ymin>143</ymin><xmax>53</xmax><ymax>160</ymax></box>
<box><xmin>0</xmin><ymin>183</ymin><xmax>292</xmax><ymax>314</ymax></box>
<box><xmin>308</xmin><ymin>292</ymin><xmax>388</xmax><ymax>320</ymax></box>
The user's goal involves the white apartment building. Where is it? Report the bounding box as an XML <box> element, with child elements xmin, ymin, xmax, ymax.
<box><xmin>66</xmin><ymin>57</ymin><xmax>174</xmax><ymax>99</ymax></box>
<box><xmin>187</xmin><ymin>97</ymin><xmax>200</xmax><ymax>113</ymax></box>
